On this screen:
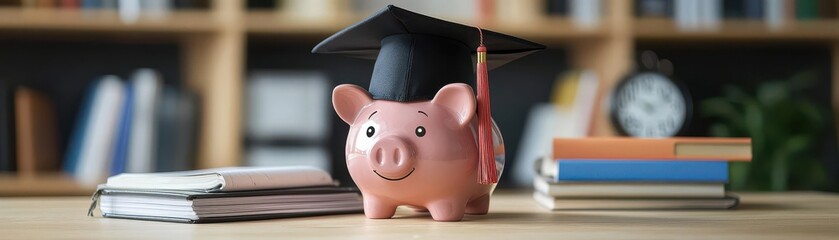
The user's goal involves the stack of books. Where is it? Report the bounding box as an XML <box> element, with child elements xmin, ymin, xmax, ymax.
<box><xmin>534</xmin><ymin>137</ymin><xmax>751</xmax><ymax>210</ymax></box>
<box><xmin>90</xmin><ymin>166</ymin><xmax>363</xmax><ymax>223</ymax></box>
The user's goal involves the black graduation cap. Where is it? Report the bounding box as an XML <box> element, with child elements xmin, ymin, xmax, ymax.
<box><xmin>312</xmin><ymin>5</ymin><xmax>545</xmax><ymax>102</ymax></box>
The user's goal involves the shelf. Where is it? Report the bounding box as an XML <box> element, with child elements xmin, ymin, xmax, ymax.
<box><xmin>0</xmin><ymin>8</ymin><xmax>220</xmax><ymax>35</ymax></box>
<box><xmin>245</xmin><ymin>11</ymin><xmax>608</xmax><ymax>44</ymax></box>
<box><xmin>482</xmin><ymin>17</ymin><xmax>610</xmax><ymax>44</ymax></box>
<box><xmin>634</xmin><ymin>18</ymin><xmax>839</xmax><ymax>41</ymax></box>
<box><xmin>246</xmin><ymin>11</ymin><xmax>360</xmax><ymax>37</ymax></box>
<box><xmin>0</xmin><ymin>174</ymin><xmax>95</xmax><ymax>196</ymax></box>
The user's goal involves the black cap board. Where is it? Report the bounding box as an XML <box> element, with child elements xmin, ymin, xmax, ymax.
<box><xmin>312</xmin><ymin>5</ymin><xmax>545</xmax><ymax>102</ymax></box>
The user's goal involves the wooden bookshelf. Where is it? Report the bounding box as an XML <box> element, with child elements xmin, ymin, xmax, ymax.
<box><xmin>245</xmin><ymin>13</ymin><xmax>609</xmax><ymax>44</ymax></box>
<box><xmin>245</xmin><ymin>10</ymin><xmax>359</xmax><ymax>36</ymax></box>
<box><xmin>0</xmin><ymin>8</ymin><xmax>219</xmax><ymax>34</ymax></box>
<box><xmin>0</xmin><ymin>0</ymin><xmax>838</xmax><ymax>195</ymax></box>
<box><xmin>635</xmin><ymin>18</ymin><xmax>839</xmax><ymax>41</ymax></box>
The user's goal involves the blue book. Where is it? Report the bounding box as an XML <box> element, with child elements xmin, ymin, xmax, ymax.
<box><xmin>110</xmin><ymin>84</ymin><xmax>134</xmax><ymax>175</ymax></box>
<box><xmin>63</xmin><ymin>80</ymin><xmax>100</xmax><ymax>174</ymax></box>
<box><xmin>744</xmin><ymin>0</ymin><xmax>763</xmax><ymax>19</ymax></box>
<box><xmin>555</xmin><ymin>160</ymin><xmax>728</xmax><ymax>182</ymax></box>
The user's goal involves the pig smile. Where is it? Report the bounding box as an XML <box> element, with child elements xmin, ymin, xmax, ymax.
<box><xmin>373</xmin><ymin>168</ymin><xmax>415</xmax><ymax>181</ymax></box>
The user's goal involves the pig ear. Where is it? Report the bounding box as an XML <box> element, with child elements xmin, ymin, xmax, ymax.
<box><xmin>333</xmin><ymin>84</ymin><xmax>374</xmax><ymax>124</ymax></box>
<box><xmin>431</xmin><ymin>83</ymin><xmax>476</xmax><ymax>127</ymax></box>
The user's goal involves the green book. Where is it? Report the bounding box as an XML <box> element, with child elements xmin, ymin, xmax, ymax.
<box><xmin>796</xmin><ymin>0</ymin><xmax>819</xmax><ymax>20</ymax></box>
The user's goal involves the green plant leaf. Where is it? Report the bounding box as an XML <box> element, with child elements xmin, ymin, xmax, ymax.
<box><xmin>757</xmin><ymin>81</ymin><xmax>788</xmax><ymax>106</ymax></box>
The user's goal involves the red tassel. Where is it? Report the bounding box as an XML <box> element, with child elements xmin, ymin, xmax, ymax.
<box><xmin>476</xmin><ymin>27</ymin><xmax>497</xmax><ymax>184</ymax></box>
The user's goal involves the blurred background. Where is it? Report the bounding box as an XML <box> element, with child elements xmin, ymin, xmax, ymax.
<box><xmin>0</xmin><ymin>0</ymin><xmax>837</xmax><ymax>195</ymax></box>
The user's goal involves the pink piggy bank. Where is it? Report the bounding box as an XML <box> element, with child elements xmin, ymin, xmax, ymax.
<box><xmin>332</xmin><ymin>83</ymin><xmax>504</xmax><ymax>222</ymax></box>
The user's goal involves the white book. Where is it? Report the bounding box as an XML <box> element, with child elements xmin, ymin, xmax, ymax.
<box><xmin>127</xmin><ymin>69</ymin><xmax>161</xmax><ymax>173</ymax></box>
<box><xmin>105</xmin><ymin>166</ymin><xmax>335</xmax><ymax>192</ymax></box>
<box><xmin>140</xmin><ymin>0</ymin><xmax>171</xmax><ymax>18</ymax></box>
<box><xmin>352</xmin><ymin>0</ymin><xmax>475</xmax><ymax>20</ymax></box>
<box><xmin>96</xmin><ymin>186</ymin><xmax>362</xmax><ymax>223</ymax></box>
<box><xmin>675</xmin><ymin>0</ymin><xmax>701</xmax><ymax>31</ymax></box>
<box><xmin>765</xmin><ymin>0</ymin><xmax>785</xmax><ymax>30</ymax></box>
<box><xmin>533</xmin><ymin>191</ymin><xmax>739</xmax><ymax>210</ymax></box>
<box><xmin>570</xmin><ymin>0</ymin><xmax>600</xmax><ymax>29</ymax></box>
<box><xmin>700</xmin><ymin>0</ymin><xmax>721</xmax><ymax>30</ymax></box>
<box><xmin>118</xmin><ymin>0</ymin><xmax>140</xmax><ymax>23</ymax></box>
<box><xmin>76</xmin><ymin>76</ymin><xmax>125</xmax><ymax>185</ymax></box>
<box><xmin>533</xmin><ymin>177</ymin><xmax>726</xmax><ymax>198</ymax></box>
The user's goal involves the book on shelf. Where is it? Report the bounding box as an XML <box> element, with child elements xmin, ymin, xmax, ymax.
<box><xmin>90</xmin><ymin>166</ymin><xmax>362</xmax><ymax>223</ymax></box>
<box><xmin>817</xmin><ymin>0</ymin><xmax>836</xmax><ymax>18</ymax></box>
<box><xmin>155</xmin><ymin>87</ymin><xmax>197</xmax><ymax>172</ymax></box>
<box><xmin>665</xmin><ymin>0</ymin><xmax>834</xmax><ymax>30</ymax></box>
<box><xmin>552</xmin><ymin>137</ymin><xmax>752</xmax><ymax>160</ymax></box>
<box><xmin>105</xmin><ymin>166</ymin><xmax>335</xmax><ymax>192</ymax></box>
<box><xmin>533</xmin><ymin>191</ymin><xmax>739</xmax><ymax>210</ymax></box>
<box><xmin>247</xmin><ymin>0</ymin><xmax>277</xmax><ymax>10</ymax></box>
<box><xmin>675</xmin><ymin>0</ymin><xmax>720</xmax><ymax>30</ymax></box>
<box><xmin>795</xmin><ymin>0</ymin><xmax>818</xmax><ymax>20</ymax></box>
<box><xmin>127</xmin><ymin>69</ymin><xmax>161</xmax><ymax>173</ymax></box>
<box><xmin>765</xmin><ymin>0</ymin><xmax>801</xmax><ymax>28</ymax></box>
<box><xmin>541</xmin><ymin>159</ymin><xmax>729</xmax><ymax>182</ymax></box>
<box><xmin>544</xmin><ymin>0</ymin><xmax>568</xmax><ymax>16</ymax></box>
<box><xmin>73</xmin><ymin>76</ymin><xmax>125</xmax><ymax>185</ymax></box>
<box><xmin>14</xmin><ymin>86</ymin><xmax>60</xmax><ymax>176</ymax></box>
<box><xmin>63</xmin><ymin>79</ymin><xmax>99</xmax><ymax>175</ymax></box>
<box><xmin>569</xmin><ymin>0</ymin><xmax>600</xmax><ymax>28</ymax></box>
<box><xmin>723</xmin><ymin>0</ymin><xmax>764</xmax><ymax>19</ymax></box>
<box><xmin>0</xmin><ymin>81</ymin><xmax>15</xmax><ymax>172</ymax></box>
<box><xmin>109</xmin><ymin>82</ymin><xmax>134</xmax><ymax>175</ymax></box>
<box><xmin>12</xmin><ymin>0</ymin><xmax>209</xmax><ymax>10</ymax></box>
<box><xmin>743</xmin><ymin>0</ymin><xmax>764</xmax><ymax>18</ymax></box>
<box><xmin>636</xmin><ymin>0</ymin><xmax>672</xmax><ymax>18</ymax></box>
<box><xmin>533</xmin><ymin>177</ymin><xmax>725</xmax><ymax>198</ymax></box>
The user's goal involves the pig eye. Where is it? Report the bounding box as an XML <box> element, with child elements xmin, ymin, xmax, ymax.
<box><xmin>415</xmin><ymin>126</ymin><xmax>426</xmax><ymax>137</ymax></box>
<box><xmin>366</xmin><ymin>126</ymin><xmax>375</xmax><ymax>138</ymax></box>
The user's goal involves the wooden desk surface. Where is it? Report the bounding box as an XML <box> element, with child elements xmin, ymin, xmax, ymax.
<box><xmin>1</xmin><ymin>191</ymin><xmax>837</xmax><ymax>239</ymax></box>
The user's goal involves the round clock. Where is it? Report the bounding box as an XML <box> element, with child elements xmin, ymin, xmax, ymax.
<box><xmin>610</xmin><ymin>72</ymin><xmax>691</xmax><ymax>137</ymax></box>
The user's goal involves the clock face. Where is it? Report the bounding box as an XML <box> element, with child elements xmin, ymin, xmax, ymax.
<box><xmin>612</xmin><ymin>72</ymin><xmax>688</xmax><ymax>137</ymax></box>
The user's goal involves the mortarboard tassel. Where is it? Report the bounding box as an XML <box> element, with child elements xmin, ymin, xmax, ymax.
<box><xmin>476</xmin><ymin>27</ymin><xmax>497</xmax><ymax>184</ymax></box>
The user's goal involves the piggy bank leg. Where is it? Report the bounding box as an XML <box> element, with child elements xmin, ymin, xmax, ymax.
<box><xmin>464</xmin><ymin>194</ymin><xmax>490</xmax><ymax>215</ymax></box>
<box><xmin>363</xmin><ymin>196</ymin><xmax>398</xmax><ymax>219</ymax></box>
<box><xmin>426</xmin><ymin>199</ymin><xmax>468</xmax><ymax>222</ymax></box>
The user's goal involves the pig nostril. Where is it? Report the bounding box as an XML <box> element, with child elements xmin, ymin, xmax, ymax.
<box><xmin>375</xmin><ymin>148</ymin><xmax>384</xmax><ymax>165</ymax></box>
<box><xmin>393</xmin><ymin>150</ymin><xmax>401</xmax><ymax>166</ymax></box>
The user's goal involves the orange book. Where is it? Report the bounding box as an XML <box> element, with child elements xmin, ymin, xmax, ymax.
<box><xmin>553</xmin><ymin>137</ymin><xmax>752</xmax><ymax>161</ymax></box>
<box><xmin>15</xmin><ymin>87</ymin><xmax>60</xmax><ymax>176</ymax></box>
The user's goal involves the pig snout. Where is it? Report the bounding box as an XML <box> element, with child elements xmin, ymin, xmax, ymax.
<box><xmin>368</xmin><ymin>136</ymin><xmax>415</xmax><ymax>180</ymax></box>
